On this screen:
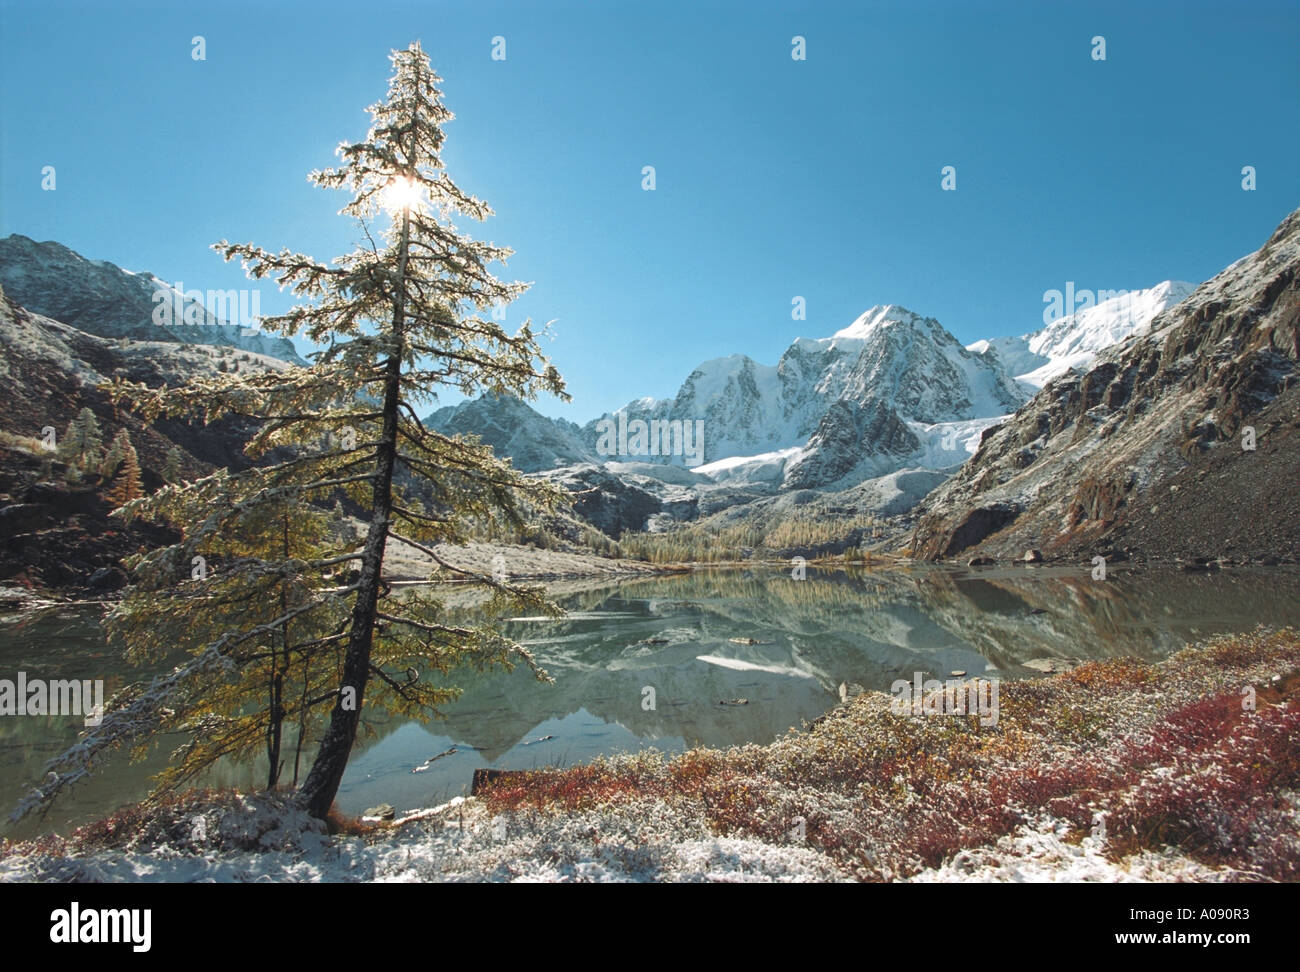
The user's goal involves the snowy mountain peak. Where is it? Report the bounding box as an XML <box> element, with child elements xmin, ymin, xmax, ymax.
<box><xmin>832</xmin><ymin>304</ymin><xmax>929</xmax><ymax>341</ymax></box>
<box><xmin>586</xmin><ymin>299</ymin><xmax>1028</xmax><ymax>488</ymax></box>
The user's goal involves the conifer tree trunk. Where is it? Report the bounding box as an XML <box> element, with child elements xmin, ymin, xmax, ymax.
<box><xmin>298</xmin><ymin>318</ymin><xmax>403</xmax><ymax>818</ymax></box>
<box><xmin>299</xmin><ymin>129</ymin><xmax>415</xmax><ymax>820</ymax></box>
<box><xmin>266</xmin><ymin>511</ymin><xmax>290</xmax><ymax>789</ymax></box>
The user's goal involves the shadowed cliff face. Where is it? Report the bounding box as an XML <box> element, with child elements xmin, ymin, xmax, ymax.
<box><xmin>911</xmin><ymin>208</ymin><xmax>1300</xmax><ymax>565</ymax></box>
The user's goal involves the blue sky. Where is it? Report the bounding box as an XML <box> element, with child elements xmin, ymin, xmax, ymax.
<box><xmin>2</xmin><ymin>0</ymin><xmax>1297</xmax><ymax>421</ymax></box>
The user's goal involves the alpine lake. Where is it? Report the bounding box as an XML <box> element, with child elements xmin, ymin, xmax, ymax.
<box><xmin>3</xmin><ymin>563</ymin><xmax>1299</xmax><ymax>838</ymax></box>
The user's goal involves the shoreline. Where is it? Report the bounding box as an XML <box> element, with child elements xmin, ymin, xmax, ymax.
<box><xmin>3</xmin><ymin>626</ymin><xmax>1297</xmax><ymax>882</ymax></box>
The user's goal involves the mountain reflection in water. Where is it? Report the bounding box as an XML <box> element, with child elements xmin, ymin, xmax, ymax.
<box><xmin>3</xmin><ymin>565</ymin><xmax>1298</xmax><ymax>834</ymax></box>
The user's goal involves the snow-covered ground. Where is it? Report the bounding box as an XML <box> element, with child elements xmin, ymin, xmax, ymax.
<box><xmin>0</xmin><ymin>794</ymin><xmax>846</xmax><ymax>883</ymax></box>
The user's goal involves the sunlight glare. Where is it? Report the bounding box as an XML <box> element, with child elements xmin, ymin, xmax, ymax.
<box><xmin>381</xmin><ymin>175</ymin><xmax>425</xmax><ymax>214</ymax></box>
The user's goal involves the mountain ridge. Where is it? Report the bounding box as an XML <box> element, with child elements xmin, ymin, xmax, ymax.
<box><xmin>580</xmin><ymin>304</ymin><xmax>1030</xmax><ymax>489</ymax></box>
<box><xmin>969</xmin><ymin>280</ymin><xmax>1197</xmax><ymax>390</ymax></box>
<box><xmin>0</xmin><ymin>234</ymin><xmax>304</xmax><ymax>365</ymax></box>
<box><xmin>418</xmin><ymin>281</ymin><xmax>1213</xmax><ymax>508</ymax></box>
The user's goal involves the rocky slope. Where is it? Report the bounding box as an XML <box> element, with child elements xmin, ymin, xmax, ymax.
<box><xmin>0</xmin><ymin>235</ymin><xmax>303</xmax><ymax>364</ymax></box>
<box><xmin>0</xmin><ymin>286</ymin><xmax>287</xmax><ymax>467</ymax></box>
<box><xmin>912</xmin><ymin>208</ymin><xmax>1300</xmax><ymax>565</ymax></box>
<box><xmin>0</xmin><ymin>287</ymin><xmax>290</xmax><ymax>589</ymax></box>
<box><xmin>782</xmin><ymin>398</ymin><xmax>923</xmax><ymax>490</ymax></box>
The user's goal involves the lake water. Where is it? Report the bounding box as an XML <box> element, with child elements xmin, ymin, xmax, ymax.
<box><xmin>3</xmin><ymin>564</ymin><xmax>1299</xmax><ymax>838</ymax></box>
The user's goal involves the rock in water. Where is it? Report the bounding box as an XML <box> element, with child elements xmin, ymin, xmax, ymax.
<box><xmin>87</xmin><ymin>566</ymin><xmax>128</xmax><ymax>591</ymax></box>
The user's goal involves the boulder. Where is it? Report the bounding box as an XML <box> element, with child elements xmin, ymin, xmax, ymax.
<box><xmin>0</xmin><ymin>503</ymin><xmax>52</xmax><ymax>535</ymax></box>
<box><xmin>935</xmin><ymin>503</ymin><xmax>1021</xmax><ymax>558</ymax></box>
<box><xmin>21</xmin><ymin>482</ymin><xmax>103</xmax><ymax>516</ymax></box>
<box><xmin>87</xmin><ymin>566</ymin><xmax>129</xmax><ymax>591</ymax></box>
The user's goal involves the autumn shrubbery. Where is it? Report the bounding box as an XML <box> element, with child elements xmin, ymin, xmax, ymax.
<box><xmin>481</xmin><ymin>626</ymin><xmax>1300</xmax><ymax>880</ymax></box>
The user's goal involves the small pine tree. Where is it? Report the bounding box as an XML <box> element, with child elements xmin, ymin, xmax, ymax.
<box><xmin>59</xmin><ymin>407</ymin><xmax>103</xmax><ymax>475</ymax></box>
<box><xmin>104</xmin><ymin>430</ymin><xmax>143</xmax><ymax>507</ymax></box>
<box><xmin>162</xmin><ymin>445</ymin><xmax>185</xmax><ymax>484</ymax></box>
<box><xmin>99</xmin><ymin>432</ymin><xmax>124</xmax><ymax>481</ymax></box>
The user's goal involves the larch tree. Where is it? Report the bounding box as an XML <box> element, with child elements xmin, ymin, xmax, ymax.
<box><xmin>103</xmin><ymin>488</ymin><xmax>345</xmax><ymax>795</ymax></box>
<box><xmin>103</xmin><ymin>430</ymin><xmax>143</xmax><ymax>507</ymax></box>
<box><xmin>12</xmin><ymin>42</ymin><xmax>568</xmax><ymax>823</ymax></box>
